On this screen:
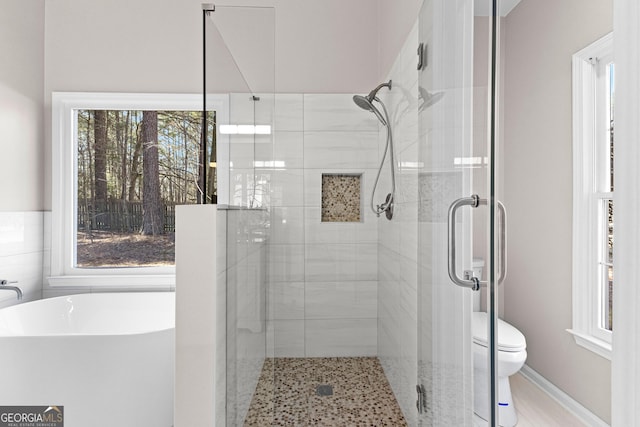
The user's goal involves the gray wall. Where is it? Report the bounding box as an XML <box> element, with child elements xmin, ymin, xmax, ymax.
<box><xmin>43</xmin><ymin>0</ymin><xmax>381</xmax><ymax>95</ymax></box>
<box><xmin>0</xmin><ymin>0</ymin><xmax>44</xmax><ymax>212</ymax></box>
<box><xmin>377</xmin><ymin>0</ymin><xmax>421</xmax><ymax>82</ymax></box>
<box><xmin>503</xmin><ymin>0</ymin><xmax>612</xmax><ymax>422</ymax></box>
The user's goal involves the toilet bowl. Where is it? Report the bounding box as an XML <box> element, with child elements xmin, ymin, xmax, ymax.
<box><xmin>472</xmin><ymin>311</ymin><xmax>527</xmax><ymax>427</ymax></box>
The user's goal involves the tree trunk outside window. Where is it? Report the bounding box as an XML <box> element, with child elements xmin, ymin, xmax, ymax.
<box><xmin>142</xmin><ymin>111</ymin><xmax>163</xmax><ymax>235</ymax></box>
<box><xmin>93</xmin><ymin>110</ymin><xmax>108</xmax><ymax>229</ymax></box>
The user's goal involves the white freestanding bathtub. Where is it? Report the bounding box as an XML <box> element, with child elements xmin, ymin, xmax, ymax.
<box><xmin>0</xmin><ymin>292</ymin><xmax>175</xmax><ymax>427</ymax></box>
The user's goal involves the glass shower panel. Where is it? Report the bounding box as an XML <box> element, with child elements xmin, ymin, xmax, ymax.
<box><xmin>204</xmin><ymin>10</ymin><xmax>248</xmax><ymax>206</ymax></box>
<box><xmin>416</xmin><ymin>0</ymin><xmax>503</xmax><ymax>425</ymax></box>
<box><xmin>206</xmin><ymin>7</ymin><xmax>275</xmax><ymax>208</ymax></box>
<box><xmin>416</xmin><ymin>0</ymin><xmax>477</xmax><ymax>425</ymax></box>
<box><xmin>205</xmin><ymin>6</ymin><xmax>275</xmax><ymax>426</ymax></box>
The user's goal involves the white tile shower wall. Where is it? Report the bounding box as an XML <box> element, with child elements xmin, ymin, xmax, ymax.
<box><xmin>303</xmin><ymin>131</ymin><xmax>379</xmax><ymax>169</ymax></box>
<box><xmin>0</xmin><ymin>211</ymin><xmax>44</xmax><ymax>308</ymax></box>
<box><xmin>305</xmin><ymin>318</ymin><xmax>377</xmax><ymax>357</ymax></box>
<box><xmin>303</xmin><ymin>94</ymin><xmax>379</xmax><ymax>132</ymax></box>
<box><xmin>305</xmin><ymin>282</ymin><xmax>377</xmax><ymax>319</ymax></box>
<box><xmin>266</xmin><ymin>93</ymin><xmax>379</xmax><ymax>357</ymax></box>
<box><xmin>376</xmin><ymin>21</ymin><xmax>421</xmax><ymax>426</ymax></box>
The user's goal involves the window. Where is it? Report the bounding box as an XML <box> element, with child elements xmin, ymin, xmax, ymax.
<box><xmin>50</xmin><ymin>93</ymin><xmax>227</xmax><ymax>288</ymax></box>
<box><xmin>570</xmin><ymin>33</ymin><xmax>614</xmax><ymax>359</ymax></box>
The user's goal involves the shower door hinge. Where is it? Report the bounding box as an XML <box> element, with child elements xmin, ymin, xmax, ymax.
<box><xmin>416</xmin><ymin>384</ymin><xmax>427</xmax><ymax>414</ymax></box>
<box><xmin>417</xmin><ymin>43</ymin><xmax>427</xmax><ymax>70</ymax></box>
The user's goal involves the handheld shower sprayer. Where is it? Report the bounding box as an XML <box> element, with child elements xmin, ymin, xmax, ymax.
<box><xmin>353</xmin><ymin>80</ymin><xmax>396</xmax><ymax>220</ymax></box>
<box><xmin>352</xmin><ymin>80</ymin><xmax>392</xmax><ymax>126</ymax></box>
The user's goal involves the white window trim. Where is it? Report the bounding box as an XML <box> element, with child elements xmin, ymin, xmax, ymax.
<box><xmin>50</xmin><ymin>92</ymin><xmax>229</xmax><ymax>288</ymax></box>
<box><xmin>568</xmin><ymin>33</ymin><xmax>613</xmax><ymax>360</ymax></box>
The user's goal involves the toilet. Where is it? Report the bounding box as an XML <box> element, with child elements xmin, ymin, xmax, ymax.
<box><xmin>471</xmin><ymin>259</ymin><xmax>527</xmax><ymax>427</ymax></box>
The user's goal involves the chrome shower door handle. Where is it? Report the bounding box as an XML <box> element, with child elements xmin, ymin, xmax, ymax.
<box><xmin>447</xmin><ymin>195</ymin><xmax>507</xmax><ymax>290</ymax></box>
<box><xmin>448</xmin><ymin>195</ymin><xmax>481</xmax><ymax>291</ymax></box>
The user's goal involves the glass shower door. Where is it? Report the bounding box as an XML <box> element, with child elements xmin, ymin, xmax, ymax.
<box><xmin>416</xmin><ymin>0</ymin><xmax>502</xmax><ymax>425</ymax></box>
<box><xmin>204</xmin><ymin>6</ymin><xmax>276</xmax><ymax>426</ymax></box>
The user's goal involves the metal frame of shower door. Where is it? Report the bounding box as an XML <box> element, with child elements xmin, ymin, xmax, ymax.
<box><xmin>201</xmin><ymin>4</ymin><xmax>215</xmax><ymax>204</ymax></box>
<box><xmin>487</xmin><ymin>0</ymin><xmax>500</xmax><ymax>426</ymax></box>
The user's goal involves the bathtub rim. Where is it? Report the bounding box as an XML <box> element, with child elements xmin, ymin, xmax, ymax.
<box><xmin>0</xmin><ymin>291</ymin><xmax>175</xmax><ymax>338</ymax></box>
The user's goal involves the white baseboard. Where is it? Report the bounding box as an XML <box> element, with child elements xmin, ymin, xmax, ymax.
<box><xmin>519</xmin><ymin>364</ymin><xmax>609</xmax><ymax>427</ymax></box>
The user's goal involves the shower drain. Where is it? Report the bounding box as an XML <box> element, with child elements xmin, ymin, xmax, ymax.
<box><xmin>316</xmin><ymin>384</ymin><xmax>333</xmax><ymax>396</ymax></box>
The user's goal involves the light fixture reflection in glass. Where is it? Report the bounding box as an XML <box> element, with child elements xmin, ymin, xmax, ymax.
<box><xmin>453</xmin><ymin>156</ymin><xmax>488</xmax><ymax>167</ymax></box>
<box><xmin>254</xmin><ymin>160</ymin><xmax>286</xmax><ymax>168</ymax></box>
<box><xmin>400</xmin><ymin>161</ymin><xmax>425</xmax><ymax>169</ymax></box>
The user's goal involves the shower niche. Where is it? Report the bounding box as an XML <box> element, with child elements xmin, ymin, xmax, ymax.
<box><xmin>321</xmin><ymin>173</ymin><xmax>362</xmax><ymax>222</ymax></box>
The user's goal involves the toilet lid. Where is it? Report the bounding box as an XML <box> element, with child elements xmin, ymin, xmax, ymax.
<box><xmin>472</xmin><ymin>312</ymin><xmax>526</xmax><ymax>352</ymax></box>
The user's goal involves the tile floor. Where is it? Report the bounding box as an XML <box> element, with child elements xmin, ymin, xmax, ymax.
<box><xmin>244</xmin><ymin>358</ymin><xmax>589</xmax><ymax>426</ymax></box>
<box><xmin>243</xmin><ymin>357</ymin><xmax>408</xmax><ymax>426</ymax></box>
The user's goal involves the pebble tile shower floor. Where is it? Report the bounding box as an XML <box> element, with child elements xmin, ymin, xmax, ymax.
<box><xmin>243</xmin><ymin>357</ymin><xmax>408</xmax><ymax>426</ymax></box>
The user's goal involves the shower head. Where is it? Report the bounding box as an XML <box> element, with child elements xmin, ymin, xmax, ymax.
<box><xmin>353</xmin><ymin>95</ymin><xmax>387</xmax><ymax>125</ymax></box>
<box><xmin>353</xmin><ymin>80</ymin><xmax>392</xmax><ymax>125</ymax></box>
<box><xmin>352</xmin><ymin>94</ymin><xmax>374</xmax><ymax>111</ymax></box>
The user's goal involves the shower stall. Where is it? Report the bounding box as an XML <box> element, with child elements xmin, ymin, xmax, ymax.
<box><xmin>197</xmin><ymin>1</ymin><xmax>503</xmax><ymax>425</ymax></box>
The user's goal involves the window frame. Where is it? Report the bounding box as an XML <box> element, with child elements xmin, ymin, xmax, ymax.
<box><xmin>569</xmin><ymin>32</ymin><xmax>613</xmax><ymax>360</ymax></box>
<box><xmin>49</xmin><ymin>92</ymin><xmax>228</xmax><ymax>288</ymax></box>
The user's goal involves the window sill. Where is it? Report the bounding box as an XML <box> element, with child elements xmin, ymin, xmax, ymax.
<box><xmin>566</xmin><ymin>329</ymin><xmax>612</xmax><ymax>360</ymax></box>
<box><xmin>47</xmin><ymin>274</ymin><xmax>175</xmax><ymax>289</ymax></box>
